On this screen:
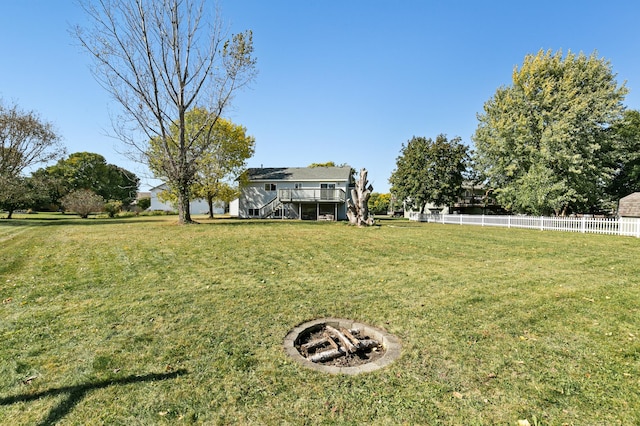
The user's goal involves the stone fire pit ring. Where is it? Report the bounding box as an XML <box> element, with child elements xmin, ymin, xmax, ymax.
<box><xmin>284</xmin><ymin>318</ymin><xmax>402</xmax><ymax>375</ymax></box>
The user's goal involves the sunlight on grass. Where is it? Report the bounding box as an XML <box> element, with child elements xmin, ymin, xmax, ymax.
<box><xmin>1</xmin><ymin>214</ymin><xmax>639</xmax><ymax>424</ymax></box>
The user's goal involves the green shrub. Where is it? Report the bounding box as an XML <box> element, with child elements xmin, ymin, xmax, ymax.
<box><xmin>104</xmin><ymin>200</ymin><xmax>123</xmax><ymax>218</ymax></box>
<box><xmin>137</xmin><ymin>197</ymin><xmax>151</xmax><ymax>210</ymax></box>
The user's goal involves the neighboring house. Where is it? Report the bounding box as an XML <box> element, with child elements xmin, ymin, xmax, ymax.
<box><xmin>233</xmin><ymin>166</ymin><xmax>353</xmax><ymax>220</ymax></box>
<box><xmin>133</xmin><ymin>191</ymin><xmax>151</xmax><ymax>205</ymax></box>
<box><xmin>403</xmin><ymin>181</ymin><xmax>503</xmax><ymax>217</ymax></box>
<box><xmin>450</xmin><ymin>183</ymin><xmax>503</xmax><ymax>214</ymax></box>
<box><xmin>149</xmin><ymin>183</ymin><xmax>224</xmax><ymax>214</ymax></box>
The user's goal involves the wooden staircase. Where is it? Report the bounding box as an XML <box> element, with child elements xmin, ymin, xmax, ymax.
<box><xmin>260</xmin><ymin>196</ymin><xmax>282</xmax><ymax>218</ymax></box>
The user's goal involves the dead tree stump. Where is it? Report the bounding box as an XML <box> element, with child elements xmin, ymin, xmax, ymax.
<box><xmin>347</xmin><ymin>168</ymin><xmax>375</xmax><ymax>226</ymax></box>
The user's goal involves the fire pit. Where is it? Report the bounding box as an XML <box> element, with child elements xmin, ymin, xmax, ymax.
<box><xmin>283</xmin><ymin>318</ymin><xmax>401</xmax><ymax>374</ymax></box>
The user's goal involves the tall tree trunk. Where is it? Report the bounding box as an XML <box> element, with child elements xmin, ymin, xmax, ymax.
<box><xmin>347</xmin><ymin>168</ymin><xmax>375</xmax><ymax>226</ymax></box>
<box><xmin>177</xmin><ymin>184</ymin><xmax>193</xmax><ymax>224</ymax></box>
<box><xmin>207</xmin><ymin>194</ymin><xmax>214</xmax><ymax>219</ymax></box>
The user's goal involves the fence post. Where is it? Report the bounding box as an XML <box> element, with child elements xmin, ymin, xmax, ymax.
<box><xmin>616</xmin><ymin>218</ymin><xmax>621</xmax><ymax>237</ymax></box>
<box><xmin>581</xmin><ymin>216</ymin><xmax>586</xmax><ymax>233</ymax></box>
<box><xmin>540</xmin><ymin>216</ymin><xmax>544</xmax><ymax>231</ymax></box>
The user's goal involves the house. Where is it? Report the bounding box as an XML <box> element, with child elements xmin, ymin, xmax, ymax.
<box><xmin>231</xmin><ymin>166</ymin><xmax>353</xmax><ymax>220</ymax></box>
<box><xmin>132</xmin><ymin>191</ymin><xmax>151</xmax><ymax>206</ymax></box>
<box><xmin>403</xmin><ymin>181</ymin><xmax>503</xmax><ymax>217</ymax></box>
<box><xmin>619</xmin><ymin>192</ymin><xmax>640</xmax><ymax>218</ymax></box>
<box><xmin>149</xmin><ymin>183</ymin><xmax>224</xmax><ymax>214</ymax></box>
<box><xmin>450</xmin><ymin>183</ymin><xmax>504</xmax><ymax>214</ymax></box>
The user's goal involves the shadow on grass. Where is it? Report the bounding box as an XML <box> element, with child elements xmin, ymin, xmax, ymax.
<box><xmin>198</xmin><ymin>218</ymin><xmax>352</xmax><ymax>227</ymax></box>
<box><xmin>0</xmin><ymin>216</ymin><xmax>169</xmax><ymax>227</ymax></box>
<box><xmin>1</xmin><ymin>214</ymin><xmax>369</xmax><ymax>228</ymax></box>
<box><xmin>0</xmin><ymin>369</ymin><xmax>188</xmax><ymax>426</ymax></box>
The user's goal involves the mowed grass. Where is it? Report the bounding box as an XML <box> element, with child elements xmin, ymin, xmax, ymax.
<box><xmin>1</xmin><ymin>214</ymin><xmax>639</xmax><ymax>425</ymax></box>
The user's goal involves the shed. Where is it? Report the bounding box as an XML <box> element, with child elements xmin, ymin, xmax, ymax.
<box><xmin>618</xmin><ymin>192</ymin><xmax>640</xmax><ymax>218</ymax></box>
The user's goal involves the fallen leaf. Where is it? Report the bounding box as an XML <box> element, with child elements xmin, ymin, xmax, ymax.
<box><xmin>518</xmin><ymin>420</ymin><xmax>531</xmax><ymax>426</ymax></box>
<box><xmin>22</xmin><ymin>375</ymin><xmax>37</xmax><ymax>385</ymax></box>
<box><xmin>452</xmin><ymin>391</ymin><xmax>463</xmax><ymax>399</ymax></box>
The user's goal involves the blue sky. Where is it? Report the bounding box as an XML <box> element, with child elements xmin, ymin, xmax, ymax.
<box><xmin>2</xmin><ymin>1</ymin><xmax>640</xmax><ymax>192</ymax></box>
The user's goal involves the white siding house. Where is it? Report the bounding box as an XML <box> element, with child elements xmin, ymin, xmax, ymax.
<box><xmin>149</xmin><ymin>184</ymin><xmax>224</xmax><ymax>214</ymax></box>
<box><xmin>235</xmin><ymin>166</ymin><xmax>353</xmax><ymax>220</ymax></box>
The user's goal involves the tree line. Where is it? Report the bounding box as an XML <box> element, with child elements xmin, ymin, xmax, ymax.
<box><xmin>0</xmin><ymin>101</ymin><xmax>141</xmax><ymax>219</ymax></box>
<box><xmin>391</xmin><ymin>50</ymin><xmax>640</xmax><ymax>217</ymax></box>
<box><xmin>0</xmin><ymin>101</ymin><xmax>254</xmax><ymax>219</ymax></box>
<box><xmin>0</xmin><ymin>108</ymin><xmax>141</xmax><ymax>218</ymax></box>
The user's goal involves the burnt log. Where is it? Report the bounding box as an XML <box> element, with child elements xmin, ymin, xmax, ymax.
<box><xmin>325</xmin><ymin>325</ymin><xmax>357</xmax><ymax>353</ymax></box>
<box><xmin>340</xmin><ymin>328</ymin><xmax>363</xmax><ymax>349</ymax></box>
<box><xmin>301</xmin><ymin>337</ymin><xmax>331</xmax><ymax>353</ymax></box>
<box><xmin>309</xmin><ymin>348</ymin><xmax>344</xmax><ymax>363</ymax></box>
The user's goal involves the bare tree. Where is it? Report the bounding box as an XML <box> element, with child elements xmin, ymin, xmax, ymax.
<box><xmin>0</xmin><ymin>101</ymin><xmax>64</xmax><ymax>217</ymax></box>
<box><xmin>61</xmin><ymin>189</ymin><xmax>105</xmax><ymax>218</ymax></box>
<box><xmin>0</xmin><ymin>102</ymin><xmax>63</xmax><ymax>177</ymax></box>
<box><xmin>74</xmin><ymin>0</ymin><xmax>257</xmax><ymax>224</ymax></box>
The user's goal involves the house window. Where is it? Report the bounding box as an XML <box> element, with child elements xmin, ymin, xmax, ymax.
<box><xmin>264</xmin><ymin>183</ymin><xmax>276</xmax><ymax>191</ymax></box>
<box><xmin>294</xmin><ymin>183</ymin><xmax>303</xmax><ymax>189</ymax></box>
<box><xmin>320</xmin><ymin>183</ymin><xmax>336</xmax><ymax>200</ymax></box>
<box><xmin>248</xmin><ymin>208</ymin><xmax>260</xmax><ymax>216</ymax></box>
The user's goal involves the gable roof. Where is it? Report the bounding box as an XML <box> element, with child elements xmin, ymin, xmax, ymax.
<box><xmin>246</xmin><ymin>166</ymin><xmax>352</xmax><ymax>182</ymax></box>
<box><xmin>149</xmin><ymin>183</ymin><xmax>169</xmax><ymax>192</ymax></box>
<box><xmin>619</xmin><ymin>192</ymin><xmax>640</xmax><ymax>217</ymax></box>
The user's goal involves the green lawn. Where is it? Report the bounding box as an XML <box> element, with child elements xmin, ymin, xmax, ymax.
<box><xmin>1</xmin><ymin>214</ymin><xmax>639</xmax><ymax>425</ymax></box>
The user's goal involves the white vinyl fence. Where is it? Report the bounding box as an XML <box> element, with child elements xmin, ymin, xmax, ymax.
<box><xmin>409</xmin><ymin>213</ymin><xmax>640</xmax><ymax>238</ymax></box>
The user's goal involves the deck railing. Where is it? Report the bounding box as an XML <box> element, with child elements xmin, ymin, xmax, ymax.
<box><xmin>278</xmin><ymin>188</ymin><xmax>346</xmax><ymax>203</ymax></box>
